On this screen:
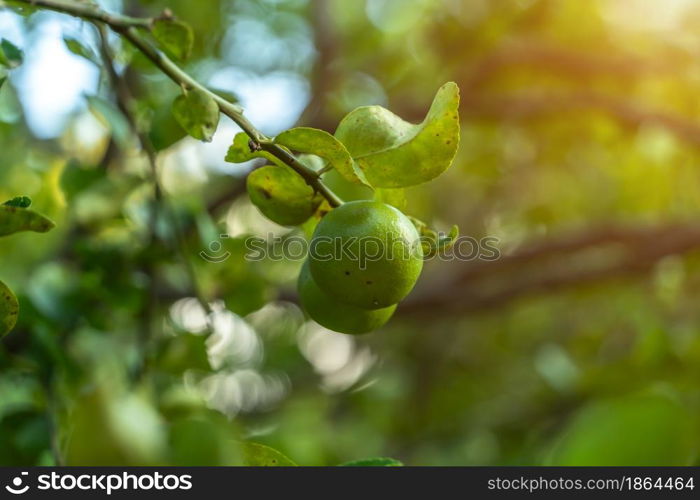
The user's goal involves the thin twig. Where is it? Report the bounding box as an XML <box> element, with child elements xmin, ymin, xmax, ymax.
<box><xmin>13</xmin><ymin>0</ymin><xmax>342</xmax><ymax>207</ymax></box>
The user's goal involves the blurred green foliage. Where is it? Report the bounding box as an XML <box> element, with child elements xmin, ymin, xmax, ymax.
<box><xmin>2</xmin><ymin>0</ymin><xmax>700</xmax><ymax>466</ymax></box>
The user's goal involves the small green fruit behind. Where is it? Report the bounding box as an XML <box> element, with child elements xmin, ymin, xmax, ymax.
<box><xmin>308</xmin><ymin>200</ymin><xmax>423</xmax><ymax>309</ymax></box>
<box><xmin>298</xmin><ymin>261</ymin><xmax>396</xmax><ymax>335</ymax></box>
<box><xmin>247</xmin><ymin>165</ymin><xmax>321</xmax><ymax>226</ymax></box>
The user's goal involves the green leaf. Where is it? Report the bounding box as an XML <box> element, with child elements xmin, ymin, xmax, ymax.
<box><xmin>0</xmin><ymin>39</ymin><xmax>23</xmax><ymax>69</ymax></box>
<box><xmin>274</xmin><ymin>127</ymin><xmax>369</xmax><ymax>186</ymax></box>
<box><xmin>242</xmin><ymin>442</ymin><xmax>297</xmax><ymax>466</ymax></box>
<box><xmin>148</xmin><ymin>102</ymin><xmax>188</xmax><ymax>151</ymax></box>
<box><xmin>247</xmin><ymin>165</ymin><xmax>322</xmax><ymax>226</ymax></box>
<box><xmin>0</xmin><ymin>280</ymin><xmax>19</xmax><ymax>338</ymax></box>
<box><xmin>3</xmin><ymin>196</ymin><xmax>31</xmax><ymax>208</ymax></box>
<box><xmin>410</xmin><ymin>216</ymin><xmax>459</xmax><ymax>259</ymax></box>
<box><xmin>172</xmin><ymin>89</ymin><xmax>219</xmax><ymax>142</ymax></box>
<box><xmin>6</xmin><ymin>3</ymin><xmax>39</xmax><ymax>17</ymax></box>
<box><xmin>152</xmin><ymin>18</ymin><xmax>194</xmax><ymax>61</ymax></box>
<box><xmin>0</xmin><ymin>76</ymin><xmax>6</xmax><ymax>91</ymax></box>
<box><xmin>335</xmin><ymin>82</ymin><xmax>460</xmax><ymax>188</ymax></box>
<box><xmin>439</xmin><ymin>225</ymin><xmax>459</xmax><ymax>248</ymax></box>
<box><xmin>374</xmin><ymin>188</ymin><xmax>406</xmax><ymax>211</ymax></box>
<box><xmin>63</xmin><ymin>37</ymin><xmax>99</xmax><ymax>65</ymax></box>
<box><xmin>225</xmin><ymin>132</ymin><xmax>282</xmax><ymax>166</ymax></box>
<box><xmin>339</xmin><ymin>457</ymin><xmax>403</xmax><ymax>467</ymax></box>
<box><xmin>0</xmin><ymin>205</ymin><xmax>55</xmax><ymax>237</ymax></box>
<box><xmin>297</xmin><ymin>153</ymin><xmax>326</xmax><ymax>172</ymax></box>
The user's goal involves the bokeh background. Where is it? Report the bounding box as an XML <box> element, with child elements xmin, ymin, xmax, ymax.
<box><xmin>2</xmin><ymin>0</ymin><xmax>700</xmax><ymax>465</ymax></box>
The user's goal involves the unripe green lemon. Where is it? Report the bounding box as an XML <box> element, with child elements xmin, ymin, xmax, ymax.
<box><xmin>298</xmin><ymin>261</ymin><xmax>396</xmax><ymax>334</ymax></box>
<box><xmin>308</xmin><ymin>200</ymin><xmax>423</xmax><ymax>309</ymax></box>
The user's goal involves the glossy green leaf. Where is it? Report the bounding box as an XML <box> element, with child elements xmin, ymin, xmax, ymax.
<box><xmin>247</xmin><ymin>165</ymin><xmax>322</xmax><ymax>226</ymax></box>
<box><xmin>0</xmin><ymin>39</ymin><xmax>23</xmax><ymax>68</ymax></box>
<box><xmin>148</xmin><ymin>102</ymin><xmax>188</xmax><ymax>151</ymax></box>
<box><xmin>0</xmin><ymin>205</ymin><xmax>55</xmax><ymax>237</ymax></box>
<box><xmin>3</xmin><ymin>196</ymin><xmax>31</xmax><ymax>208</ymax></box>
<box><xmin>335</xmin><ymin>82</ymin><xmax>460</xmax><ymax>188</ymax></box>
<box><xmin>172</xmin><ymin>89</ymin><xmax>219</xmax><ymax>142</ymax></box>
<box><xmin>274</xmin><ymin>127</ymin><xmax>369</xmax><ymax>186</ymax></box>
<box><xmin>374</xmin><ymin>188</ymin><xmax>406</xmax><ymax>211</ymax></box>
<box><xmin>425</xmin><ymin>225</ymin><xmax>459</xmax><ymax>258</ymax></box>
<box><xmin>242</xmin><ymin>442</ymin><xmax>297</xmax><ymax>466</ymax></box>
<box><xmin>410</xmin><ymin>216</ymin><xmax>459</xmax><ymax>259</ymax></box>
<box><xmin>152</xmin><ymin>19</ymin><xmax>194</xmax><ymax>61</ymax></box>
<box><xmin>340</xmin><ymin>457</ymin><xmax>403</xmax><ymax>466</ymax></box>
<box><xmin>297</xmin><ymin>153</ymin><xmax>326</xmax><ymax>172</ymax></box>
<box><xmin>225</xmin><ymin>132</ymin><xmax>282</xmax><ymax>166</ymax></box>
<box><xmin>63</xmin><ymin>37</ymin><xmax>99</xmax><ymax>64</ymax></box>
<box><xmin>438</xmin><ymin>225</ymin><xmax>459</xmax><ymax>250</ymax></box>
<box><xmin>0</xmin><ymin>76</ymin><xmax>6</xmax><ymax>91</ymax></box>
<box><xmin>0</xmin><ymin>280</ymin><xmax>19</xmax><ymax>338</ymax></box>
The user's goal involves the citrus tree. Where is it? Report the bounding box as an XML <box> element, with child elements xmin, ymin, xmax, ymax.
<box><xmin>2</xmin><ymin>0</ymin><xmax>700</xmax><ymax>467</ymax></box>
<box><xmin>0</xmin><ymin>0</ymin><xmax>461</xmax><ymax>465</ymax></box>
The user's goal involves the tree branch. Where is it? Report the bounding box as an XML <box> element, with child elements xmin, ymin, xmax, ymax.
<box><xmin>12</xmin><ymin>0</ymin><xmax>343</xmax><ymax>207</ymax></box>
<box><xmin>18</xmin><ymin>0</ymin><xmax>151</xmax><ymax>28</ymax></box>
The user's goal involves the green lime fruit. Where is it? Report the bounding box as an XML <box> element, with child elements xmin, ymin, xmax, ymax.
<box><xmin>298</xmin><ymin>261</ymin><xmax>396</xmax><ymax>334</ymax></box>
<box><xmin>308</xmin><ymin>200</ymin><xmax>423</xmax><ymax>309</ymax></box>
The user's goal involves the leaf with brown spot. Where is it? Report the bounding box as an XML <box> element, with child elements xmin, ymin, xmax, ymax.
<box><xmin>274</xmin><ymin>127</ymin><xmax>369</xmax><ymax>186</ymax></box>
<box><xmin>335</xmin><ymin>82</ymin><xmax>460</xmax><ymax>188</ymax></box>
<box><xmin>225</xmin><ymin>132</ymin><xmax>283</xmax><ymax>166</ymax></box>
<box><xmin>242</xmin><ymin>442</ymin><xmax>297</xmax><ymax>466</ymax></box>
<box><xmin>0</xmin><ymin>205</ymin><xmax>55</xmax><ymax>237</ymax></box>
<box><xmin>0</xmin><ymin>280</ymin><xmax>18</xmax><ymax>338</ymax></box>
<box><xmin>152</xmin><ymin>18</ymin><xmax>194</xmax><ymax>61</ymax></box>
<box><xmin>172</xmin><ymin>88</ymin><xmax>219</xmax><ymax>142</ymax></box>
<box><xmin>247</xmin><ymin>165</ymin><xmax>322</xmax><ymax>226</ymax></box>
